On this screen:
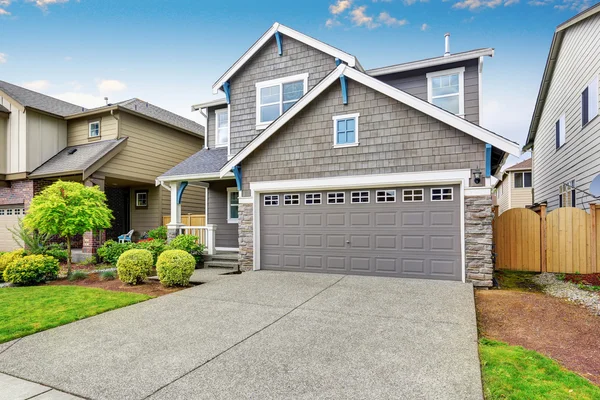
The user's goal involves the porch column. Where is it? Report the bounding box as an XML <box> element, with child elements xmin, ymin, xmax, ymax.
<box><xmin>167</xmin><ymin>181</ymin><xmax>184</xmax><ymax>241</ymax></box>
<box><xmin>82</xmin><ymin>176</ymin><xmax>106</xmax><ymax>254</ymax></box>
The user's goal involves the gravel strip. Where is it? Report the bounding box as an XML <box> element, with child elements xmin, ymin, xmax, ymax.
<box><xmin>533</xmin><ymin>273</ymin><xmax>600</xmax><ymax>315</ymax></box>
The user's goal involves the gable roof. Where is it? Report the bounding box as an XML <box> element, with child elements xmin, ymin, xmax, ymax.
<box><xmin>524</xmin><ymin>2</ymin><xmax>600</xmax><ymax>150</ymax></box>
<box><xmin>212</xmin><ymin>22</ymin><xmax>362</xmax><ymax>94</ymax></box>
<box><xmin>0</xmin><ymin>104</ymin><xmax>10</xmax><ymax>114</ymax></box>
<box><xmin>220</xmin><ymin>64</ymin><xmax>521</xmax><ymax>177</ymax></box>
<box><xmin>505</xmin><ymin>158</ymin><xmax>532</xmax><ymax>171</ymax></box>
<box><xmin>158</xmin><ymin>147</ymin><xmax>230</xmax><ymax>181</ymax></box>
<box><xmin>0</xmin><ymin>80</ymin><xmax>84</xmax><ymax>117</ymax></box>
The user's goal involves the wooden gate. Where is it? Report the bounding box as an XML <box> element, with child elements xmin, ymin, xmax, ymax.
<box><xmin>546</xmin><ymin>208</ymin><xmax>591</xmax><ymax>273</ymax></box>
<box><xmin>162</xmin><ymin>214</ymin><xmax>206</xmax><ymax>227</ymax></box>
<box><xmin>494</xmin><ymin>208</ymin><xmax>541</xmax><ymax>271</ymax></box>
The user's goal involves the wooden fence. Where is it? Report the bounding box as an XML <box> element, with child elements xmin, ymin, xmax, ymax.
<box><xmin>162</xmin><ymin>214</ymin><xmax>206</xmax><ymax>227</ymax></box>
<box><xmin>494</xmin><ymin>204</ymin><xmax>600</xmax><ymax>274</ymax></box>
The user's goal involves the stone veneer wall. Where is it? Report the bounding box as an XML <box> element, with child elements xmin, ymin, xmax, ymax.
<box><xmin>464</xmin><ymin>195</ymin><xmax>494</xmax><ymax>288</ymax></box>
<box><xmin>238</xmin><ymin>202</ymin><xmax>254</xmax><ymax>271</ymax></box>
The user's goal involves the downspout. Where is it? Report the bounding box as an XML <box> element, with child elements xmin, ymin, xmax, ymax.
<box><xmin>110</xmin><ymin>109</ymin><xmax>120</xmax><ymax>139</ymax></box>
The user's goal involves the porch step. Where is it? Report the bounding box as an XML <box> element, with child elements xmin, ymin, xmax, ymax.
<box><xmin>204</xmin><ymin>260</ymin><xmax>239</xmax><ymax>269</ymax></box>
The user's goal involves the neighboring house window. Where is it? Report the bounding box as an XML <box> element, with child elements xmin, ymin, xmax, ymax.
<box><xmin>264</xmin><ymin>195</ymin><xmax>279</xmax><ymax>206</ymax></box>
<box><xmin>426</xmin><ymin>67</ymin><xmax>465</xmax><ymax>116</ymax></box>
<box><xmin>559</xmin><ymin>180</ymin><xmax>576</xmax><ymax>208</ymax></box>
<box><xmin>305</xmin><ymin>193</ymin><xmax>322</xmax><ymax>205</ymax></box>
<box><xmin>351</xmin><ymin>191</ymin><xmax>370</xmax><ymax>203</ymax></box>
<box><xmin>255</xmin><ymin>73</ymin><xmax>308</xmax><ymax>128</ymax></box>
<box><xmin>376</xmin><ymin>190</ymin><xmax>396</xmax><ymax>203</ymax></box>
<box><xmin>6</xmin><ymin>209</ymin><xmax>12</xmax><ymax>216</ymax></box>
<box><xmin>582</xmin><ymin>76</ymin><xmax>599</xmax><ymax>126</ymax></box>
<box><xmin>327</xmin><ymin>192</ymin><xmax>345</xmax><ymax>204</ymax></box>
<box><xmin>431</xmin><ymin>188</ymin><xmax>453</xmax><ymax>201</ymax></box>
<box><xmin>513</xmin><ymin>172</ymin><xmax>532</xmax><ymax>188</ymax></box>
<box><xmin>332</xmin><ymin>113</ymin><xmax>359</xmax><ymax>148</ymax></box>
<box><xmin>135</xmin><ymin>190</ymin><xmax>148</xmax><ymax>209</ymax></box>
<box><xmin>555</xmin><ymin>114</ymin><xmax>566</xmax><ymax>149</ymax></box>
<box><xmin>227</xmin><ymin>188</ymin><xmax>239</xmax><ymax>223</ymax></box>
<box><xmin>284</xmin><ymin>194</ymin><xmax>300</xmax><ymax>205</ymax></box>
<box><xmin>402</xmin><ymin>189</ymin><xmax>424</xmax><ymax>202</ymax></box>
<box><xmin>215</xmin><ymin>108</ymin><xmax>229</xmax><ymax>148</ymax></box>
<box><xmin>89</xmin><ymin>121</ymin><xmax>100</xmax><ymax>138</ymax></box>
<box><xmin>0</xmin><ymin>210</ymin><xmax>4</xmax><ymax>216</ymax></box>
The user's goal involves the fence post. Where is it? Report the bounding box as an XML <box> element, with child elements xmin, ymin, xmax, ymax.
<box><xmin>591</xmin><ymin>203</ymin><xmax>597</xmax><ymax>273</ymax></box>
<box><xmin>540</xmin><ymin>204</ymin><xmax>547</xmax><ymax>273</ymax></box>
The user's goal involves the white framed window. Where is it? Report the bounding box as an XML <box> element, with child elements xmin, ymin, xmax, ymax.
<box><xmin>89</xmin><ymin>121</ymin><xmax>100</xmax><ymax>138</ymax></box>
<box><xmin>215</xmin><ymin>108</ymin><xmax>229</xmax><ymax>149</ymax></box>
<box><xmin>6</xmin><ymin>209</ymin><xmax>13</xmax><ymax>216</ymax></box>
<box><xmin>431</xmin><ymin>188</ymin><xmax>453</xmax><ymax>201</ymax></box>
<box><xmin>227</xmin><ymin>187</ymin><xmax>239</xmax><ymax>223</ymax></box>
<box><xmin>327</xmin><ymin>192</ymin><xmax>345</xmax><ymax>204</ymax></box>
<box><xmin>402</xmin><ymin>189</ymin><xmax>424</xmax><ymax>202</ymax></box>
<box><xmin>284</xmin><ymin>194</ymin><xmax>300</xmax><ymax>206</ymax></box>
<box><xmin>255</xmin><ymin>73</ymin><xmax>308</xmax><ymax>129</ymax></box>
<box><xmin>264</xmin><ymin>195</ymin><xmax>279</xmax><ymax>206</ymax></box>
<box><xmin>135</xmin><ymin>191</ymin><xmax>148</xmax><ymax>208</ymax></box>
<box><xmin>514</xmin><ymin>172</ymin><xmax>532</xmax><ymax>188</ymax></box>
<box><xmin>426</xmin><ymin>67</ymin><xmax>465</xmax><ymax>116</ymax></box>
<box><xmin>351</xmin><ymin>191</ymin><xmax>369</xmax><ymax>203</ymax></box>
<box><xmin>376</xmin><ymin>190</ymin><xmax>396</xmax><ymax>203</ymax></box>
<box><xmin>559</xmin><ymin>180</ymin><xmax>576</xmax><ymax>208</ymax></box>
<box><xmin>14</xmin><ymin>208</ymin><xmax>21</xmax><ymax>216</ymax></box>
<box><xmin>0</xmin><ymin>209</ymin><xmax>4</xmax><ymax>216</ymax></box>
<box><xmin>556</xmin><ymin>114</ymin><xmax>566</xmax><ymax>149</ymax></box>
<box><xmin>305</xmin><ymin>193</ymin><xmax>321</xmax><ymax>205</ymax></box>
<box><xmin>332</xmin><ymin>113</ymin><xmax>360</xmax><ymax>148</ymax></box>
<box><xmin>582</xmin><ymin>75</ymin><xmax>598</xmax><ymax>127</ymax></box>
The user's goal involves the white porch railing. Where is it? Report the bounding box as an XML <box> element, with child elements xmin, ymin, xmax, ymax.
<box><xmin>182</xmin><ymin>224</ymin><xmax>216</xmax><ymax>255</ymax></box>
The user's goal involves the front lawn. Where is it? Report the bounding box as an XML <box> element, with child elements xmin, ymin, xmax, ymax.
<box><xmin>0</xmin><ymin>286</ymin><xmax>150</xmax><ymax>343</ymax></box>
<box><xmin>480</xmin><ymin>338</ymin><xmax>600</xmax><ymax>400</ymax></box>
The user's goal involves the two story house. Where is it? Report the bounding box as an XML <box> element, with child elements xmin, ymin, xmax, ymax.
<box><xmin>493</xmin><ymin>158</ymin><xmax>533</xmax><ymax>215</ymax></box>
<box><xmin>524</xmin><ymin>3</ymin><xmax>600</xmax><ymax>211</ymax></box>
<box><xmin>158</xmin><ymin>23</ymin><xmax>520</xmax><ymax>287</ymax></box>
<box><xmin>0</xmin><ymin>81</ymin><xmax>206</xmax><ymax>253</ymax></box>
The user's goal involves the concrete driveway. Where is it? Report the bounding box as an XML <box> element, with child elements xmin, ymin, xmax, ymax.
<box><xmin>0</xmin><ymin>271</ymin><xmax>482</xmax><ymax>400</ymax></box>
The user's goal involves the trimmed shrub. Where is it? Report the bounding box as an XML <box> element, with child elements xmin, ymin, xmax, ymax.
<box><xmin>69</xmin><ymin>270</ymin><xmax>87</xmax><ymax>281</ymax></box>
<box><xmin>0</xmin><ymin>250</ymin><xmax>26</xmax><ymax>282</ymax></box>
<box><xmin>168</xmin><ymin>234</ymin><xmax>205</xmax><ymax>264</ymax></box>
<box><xmin>100</xmin><ymin>270</ymin><xmax>117</xmax><ymax>280</ymax></box>
<box><xmin>44</xmin><ymin>245</ymin><xmax>68</xmax><ymax>262</ymax></box>
<box><xmin>136</xmin><ymin>239</ymin><xmax>167</xmax><ymax>265</ymax></box>
<box><xmin>3</xmin><ymin>254</ymin><xmax>59</xmax><ymax>285</ymax></box>
<box><xmin>147</xmin><ymin>226</ymin><xmax>167</xmax><ymax>241</ymax></box>
<box><xmin>97</xmin><ymin>240</ymin><xmax>135</xmax><ymax>265</ymax></box>
<box><xmin>116</xmin><ymin>249</ymin><xmax>153</xmax><ymax>285</ymax></box>
<box><xmin>156</xmin><ymin>250</ymin><xmax>195</xmax><ymax>287</ymax></box>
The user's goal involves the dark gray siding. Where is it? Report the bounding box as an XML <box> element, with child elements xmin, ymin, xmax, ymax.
<box><xmin>206</xmin><ymin>105</ymin><xmax>228</xmax><ymax>149</ymax></box>
<box><xmin>228</xmin><ymin>34</ymin><xmax>337</xmax><ymax>155</ymax></box>
<box><xmin>208</xmin><ymin>179</ymin><xmax>239</xmax><ymax>248</ymax></box>
<box><xmin>242</xmin><ymin>77</ymin><xmax>486</xmax><ymax>197</ymax></box>
<box><xmin>375</xmin><ymin>59</ymin><xmax>480</xmax><ymax>125</ymax></box>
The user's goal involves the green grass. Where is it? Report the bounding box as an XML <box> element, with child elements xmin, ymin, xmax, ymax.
<box><xmin>0</xmin><ymin>286</ymin><xmax>150</xmax><ymax>343</ymax></box>
<box><xmin>480</xmin><ymin>338</ymin><xmax>600</xmax><ymax>400</ymax></box>
<box><xmin>494</xmin><ymin>270</ymin><xmax>542</xmax><ymax>292</ymax></box>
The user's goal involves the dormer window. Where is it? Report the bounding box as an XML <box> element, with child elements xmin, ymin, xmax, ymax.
<box><xmin>256</xmin><ymin>73</ymin><xmax>308</xmax><ymax>129</ymax></box>
<box><xmin>89</xmin><ymin>121</ymin><xmax>100</xmax><ymax>138</ymax></box>
<box><xmin>426</xmin><ymin>67</ymin><xmax>465</xmax><ymax>116</ymax></box>
<box><xmin>215</xmin><ymin>108</ymin><xmax>229</xmax><ymax>148</ymax></box>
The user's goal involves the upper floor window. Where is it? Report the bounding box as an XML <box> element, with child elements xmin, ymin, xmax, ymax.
<box><xmin>89</xmin><ymin>121</ymin><xmax>100</xmax><ymax>138</ymax></box>
<box><xmin>227</xmin><ymin>188</ymin><xmax>239</xmax><ymax>223</ymax></box>
<box><xmin>582</xmin><ymin>75</ymin><xmax>598</xmax><ymax>127</ymax></box>
<box><xmin>255</xmin><ymin>73</ymin><xmax>308</xmax><ymax>129</ymax></box>
<box><xmin>332</xmin><ymin>113</ymin><xmax>359</xmax><ymax>148</ymax></box>
<box><xmin>513</xmin><ymin>172</ymin><xmax>532</xmax><ymax>188</ymax></box>
<box><xmin>215</xmin><ymin>108</ymin><xmax>229</xmax><ymax>148</ymax></box>
<box><xmin>556</xmin><ymin>114</ymin><xmax>565</xmax><ymax>149</ymax></box>
<box><xmin>559</xmin><ymin>180</ymin><xmax>576</xmax><ymax>208</ymax></box>
<box><xmin>426</xmin><ymin>67</ymin><xmax>465</xmax><ymax>116</ymax></box>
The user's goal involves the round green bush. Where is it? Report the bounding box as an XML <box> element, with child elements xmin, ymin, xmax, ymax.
<box><xmin>116</xmin><ymin>249</ymin><xmax>153</xmax><ymax>285</ymax></box>
<box><xmin>156</xmin><ymin>250</ymin><xmax>195</xmax><ymax>287</ymax></box>
<box><xmin>3</xmin><ymin>254</ymin><xmax>59</xmax><ymax>285</ymax></box>
<box><xmin>0</xmin><ymin>250</ymin><xmax>26</xmax><ymax>282</ymax></box>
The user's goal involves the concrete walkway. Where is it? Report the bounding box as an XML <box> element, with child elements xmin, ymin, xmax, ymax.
<box><xmin>0</xmin><ymin>271</ymin><xmax>482</xmax><ymax>400</ymax></box>
<box><xmin>0</xmin><ymin>372</ymin><xmax>82</xmax><ymax>400</ymax></box>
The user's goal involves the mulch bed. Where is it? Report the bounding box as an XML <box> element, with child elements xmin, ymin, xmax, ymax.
<box><xmin>476</xmin><ymin>290</ymin><xmax>600</xmax><ymax>386</ymax></box>
<box><xmin>565</xmin><ymin>273</ymin><xmax>600</xmax><ymax>287</ymax></box>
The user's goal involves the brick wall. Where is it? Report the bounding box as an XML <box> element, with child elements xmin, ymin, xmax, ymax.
<box><xmin>465</xmin><ymin>195</ymin><xmax>494</xmax><ymax>288</ymax></box>
<box><xmin>0</xmin><ymin>180</ymin><xmax>34</xmax><ymax>208</ymax></box>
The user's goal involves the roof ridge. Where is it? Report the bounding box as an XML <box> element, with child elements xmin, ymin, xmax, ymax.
<box><xmin>0</xmin><ymin>80</ymin><xmax>84</xmax><ymax>109</ymax></box>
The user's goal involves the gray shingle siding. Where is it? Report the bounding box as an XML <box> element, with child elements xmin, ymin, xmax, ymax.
<box><xmin>228</xmin><ymin>34</ymin><xmax>338</xmax><ymax>155</ymax></box>
<box><xmin>241</xmin><ymin>77</ymin><xmax>486</xmax><ymax>196</ymax></box>
<box><xmin>206</xmin><ymin>105</ymin><xmax>228</xmax><ymax>150</ymax></box>
<box><xmin>208</xmin><ymin>179</ymin><xmax>239</xmax><ymax>248</ymax></box>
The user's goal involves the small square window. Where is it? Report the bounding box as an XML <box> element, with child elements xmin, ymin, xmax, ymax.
<box><xmin>327</xmin><ymin>192</ymin><xmax>345</xmax><ymax>204</ymax></box>
<box><xmin>14</xmin><ymin>208</ymin><xmax>21</xmax><ymax>216</ymax></box>
<box><xmin>403</xmin><ymin>189</ymin><xmax>424</xmax><ymax>202</ymax></box>
<box><xmin>351</xmin><ymin>191</ymin><xmax>370</xmax><ymax>203</ymax></box>
<box><xmin>264</xmin><ymin>195</ymin><xmax>279</xmax><ymax>206</ymax></box>
<box><xmin>305</xmin><ymin>193</ymin><xmax>322</xmax><ymax>205</ymax></box>
<box><xmin>333</xmin><ymin>114</ymin><xmax>359</xmax><ymax>147</ymax></box>
<box><xmin>284</xmin><ymin>194</ymin><xmax>300</xmax><ymax>205</ymax></box>
<box><xmin>431</xmin><ymin>188</ymin><xmax>453</xmax><ymax>201</ymax></box>
<box><xmin>135</xmin><ymin>190</ymin><xmax>148</xmax><ymax>208</ymax></box>
<box><xmin>0</xmin><ymin>209</ymin><xmax>4</xmax><ymax>216</ymax></box>
<box><xmin>376</xmin><ymin>190</ymin><xmax>396</xmax><ymax>203</ymax></box>
<box><xmin>89</xmin><ymin>121</ymin><xmax>100</xmax><ymax>138</ymax></box>
<box><xmin>6</xmin><ymin>209</ymin><xmax>13</xmax><ymax>216</ymax></box>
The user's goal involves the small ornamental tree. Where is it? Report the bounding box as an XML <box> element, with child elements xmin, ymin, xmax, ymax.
<box><xmin>24</xmin><ymin>181</ymin><xmax>113</xmax><ymax>276</ymax></box>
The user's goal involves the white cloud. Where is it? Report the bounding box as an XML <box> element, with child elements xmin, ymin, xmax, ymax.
<box><xmin>0</xmin><ymin>53</ymin><xmax>6</xmax><ymax>63</ymax></box>
<box><xmin>554</xmin><ymin>0</ymin><xmax>591</xmax><ymax>10</ymax></box>
<box><xmin>453</xmin><ymin>0</ymin><xmax>517</xmax><ymax>9</ymax></box>
<box><xmin>22</xmin><ymin>80</ymin><xmax>51</xmax><ymax>90</ymax></box>
<box><xmin>378</xmin><ymin>12</ymin><xmax>408</xmax><ymax>27</ymax></box>
<box><xmin>329</xmin><ymin>0</ymin><xmax>352</xmax><ymax>14</ymax></box>
<box><xmin>421</xmin><ymin>23</ymin><xmax>429</xmax><ymax>31</ymax></box>
<box><xmin>403</xmin><ymin>0</ymin><xmax>428</xmax><ymax>5</ymax></box>
<box><xmin>0</xmin><ymin>7</ymin><xmax>9</xmax><ymax>15</ymax></box>
<box><xmin>325</xmin><ymin>18</ymin><xmax>341</xmax><ymax>28</ymax></box>
<box><xmin>351</xmin><ymin>6</ymin><xmax>380</xmax><ymax>29</ymax></box>
<box><xmin>97</xmin><ymin>79</ymin><xmax>127</xmax><ymax>93</ymax></box>
<box><xmin>26</xmin><ymin>0</ymin><xmax>69</xmax><ymax>10</ymax></box>
<box><xmin>52</xmin><ymin>92</ymin><xmax>105</xmax><ymax>109</ymax></box>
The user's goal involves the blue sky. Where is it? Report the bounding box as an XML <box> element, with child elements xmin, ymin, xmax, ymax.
<box><xmin>0</xmin><ymin>0</ymin><xmax>595</xmax><ymax>163</ymax></box>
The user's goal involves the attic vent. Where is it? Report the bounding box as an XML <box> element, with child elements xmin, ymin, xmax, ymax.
<box><xmin>67</xmin><ymin>148</ymin><xmax>78</xmax><ymax>155</ymax></box>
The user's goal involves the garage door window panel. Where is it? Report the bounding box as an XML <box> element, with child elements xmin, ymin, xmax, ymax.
<box><xmin>305</xmin><ymin>193</ymin><xmax>322</xmax><ymax>205</ymax></box>
<box><xmin>284</xmin><ymin>194</ymin><xmax>300</xmax><ymax>206</ymax></box>
<box><xmin>351</xmin><ymin>191</ymin><xmax>370</xmax><ymax>203</ymax></box>
<box><xmin>327</xmin><ymin>192</ymin><xmax>345</xmax><ymax>204</ymax></box>
<box><xmin>402</xmin><ymin>189</ymin><xmax>424</xmax><ymax>202</ymax></box>
<box><xmin>264</xmin><ymin>195</ymin><xmax>279</xmax><ymax>206</ymax></box>
<box><xmin>431</xmin><ymin>188</ymin><xmax>453</xmax><ymax>201</ymax></box>
<box><xmin>376</xmin><ymin>190</ymin><xmax>396</xmax><ymax>203</ymax></box>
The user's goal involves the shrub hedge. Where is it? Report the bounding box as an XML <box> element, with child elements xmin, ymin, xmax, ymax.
<box><xmin>116</xmin><ymin>249</ymin><xmax>153</xmax><ymax>285</ymax></box>
<box><xmin>0</xmin><ymin>250</ymin><xmax>26</xmax><ymax>282</ymax></box>
<box><xmin>168</xmin><ymin>235</ymin><xmax>204</xmax><ymax>264</ymax></box>
<box><xmin>156</xmin><ymin>250</ymin><xmax>195</xmax><ymax>287</ymax></box>
<box><xmin>3</xmin><ymin>254</ymin><xmax>59</xmax><ymax>285</ymax></box>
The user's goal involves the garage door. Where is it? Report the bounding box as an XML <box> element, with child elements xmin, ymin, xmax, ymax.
<box><xmin>0</xmin><ymin>205</ymin><xmax>25</xmax><ymax>252</ymax></box>
<box><xmin>260</xmin><ymin>185</ymin><xmax>461</xmax><ymax>280</ymax></box>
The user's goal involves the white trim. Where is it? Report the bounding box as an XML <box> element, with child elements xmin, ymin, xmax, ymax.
<box><xmin>220</xmin><ymin>64</ymin><xmax>520</xmax><ymax>176</ymax></box>
<box><xmin>215</xmin><ymin>108</ymin><xmax>229</xmax><ymax>150</ymax></box>
<box><xmin>465</xmin><ymin>187</ymin><xmax>492</xmax><ymax>196</ymax></box>
<box><xmin>191</xmin><ymin>98</ymin><xmax>227</xmax><ymax>110</ymax></box>
<box><xmin>136</xmin><ymin>191</ymin><xmax>148</xmax><ymax>207</ymax></box>
<box><xmin>556</xmin><ymin>114</ymin><xmax>566</xmax><ymax>148</ymax></box>
<box><xmin>239</xmin><ymin>197</ymin><xmax>254</xmax><ymax>204</ymax></box>
<box><xmin>215</xmin><ymin>247</ymin><xmax>239</xmax><ymax>252</ymax></box>
<box><xmin>478</xmin><ymin>56</ymin><xmax>484</xmax><ymax>123</ymax></box>
<box><xmin>426</xmin><ymin>67</ymin><xmax>465</xmax><ymax>117</ymax></box>
<box><xmin>375</xmin><ymin>189</ymin><xmax>397</xmax><ymax>203</ymax></box>
<box><xmin>158</xmin><ymin>172</ymin><xmax>235</xmax><ymax>182</ymax></box>
<box><xmin>431</xmin><ymin>187</ymin><xmax>454</xmax><ymax>201</ymax></box>
<box><xmin>212</xmin><ymin>22</ymin><xmax>357</xmax><ymax>94</ymax></box>
<box><xmin>89</xmin><ymin>121</ymin><xmax>100</xmax><ymax>138</ymax></box>
<box><xmin>227</xmin><ymin>187</ymin><xmax>239</xmax><ymax>223</ymax></box>
<box><xmin>332</xmin><ymin>113</ymin><xmax>359</xmax><ymax>148</ymax></box>
<box><xmin>255</xmin><ymin>73</ymin><xmax>309</xmax><ymax>129</ymax></box>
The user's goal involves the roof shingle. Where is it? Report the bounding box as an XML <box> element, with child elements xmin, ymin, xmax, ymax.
<box><xmin>159</xmin><ymin>147</ymin><xmax>229</xmax><ymax>178</ymax></box>
<box><xmin>0</xmin><ymin>80</ymin><xmax>84</xmax><ymax>117</ymax></box>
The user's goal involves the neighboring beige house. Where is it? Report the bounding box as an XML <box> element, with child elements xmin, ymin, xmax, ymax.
<box><xmin>493</xmin><ymin>159</ymin><xmax>533</xmax><ymax>214</ymax></box>
<box><xmin>0</xmin><ymin>81</ymin><xmax>206</xmax><ymax>253</ymax></box>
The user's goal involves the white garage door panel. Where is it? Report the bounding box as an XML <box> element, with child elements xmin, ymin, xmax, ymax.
<box><xmin>0</xmin><ymin>205</ymin><xmax>25</xmax><ymax>252</ymax></box>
